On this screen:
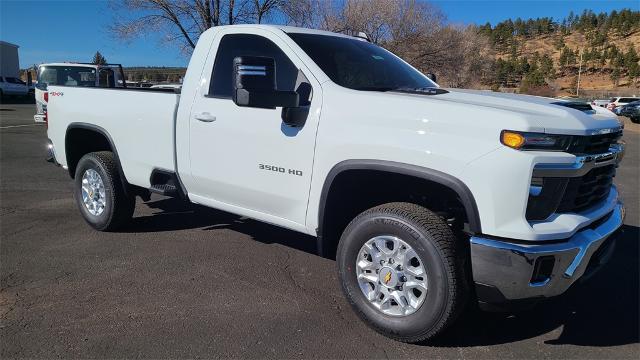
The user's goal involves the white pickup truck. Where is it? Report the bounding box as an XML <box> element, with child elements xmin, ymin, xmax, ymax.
<box><xmin>46</xmin><ymin>25</ymin><xmax>625</xmax><ymax>343</ymax></box>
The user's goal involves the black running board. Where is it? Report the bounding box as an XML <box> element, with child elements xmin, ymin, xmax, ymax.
<box><xmin>149</xmin><ymin>169</ymin><xmax>184</xmax><ymax>198</ymax></box>
<box><xmin>149</xmin><ymin>183</ymin><xmax>178</xmax><ymax>196</ymax></box>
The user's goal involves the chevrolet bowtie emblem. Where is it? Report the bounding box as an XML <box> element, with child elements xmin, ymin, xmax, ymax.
<box><xmin>383</xmin><ymin>271</ymin><xmax>392</xmax><ymax>284</ymax></box>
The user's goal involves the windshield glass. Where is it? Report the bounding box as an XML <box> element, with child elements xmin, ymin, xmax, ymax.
<box><xmin>287</xmin><ymin>32</ymin><xmax>436</xmax><ymax>91</ymax></box>
<box><xmin>38</xmin><ymin>66</ymin><xmax>97</xmax><ymax>87</ymax></box>
<box><xmin>5</xmin><ymin>77</ymin><xmax>26</xmax><ymax>85</ymax></box>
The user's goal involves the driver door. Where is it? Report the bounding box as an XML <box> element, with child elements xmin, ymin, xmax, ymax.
<box><xmin>186</xmin><ymin>29</ymin><xmax>322</xmax><ymax>228</ymax></box>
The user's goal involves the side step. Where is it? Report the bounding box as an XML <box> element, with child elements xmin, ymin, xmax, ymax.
<box><xmin>149</xmin><ymin>169</ymin><xmax>183</xmax><ymax>198</ymax></box>
<box><xmin>149</xmin><ymin>183</ymin><xmax>178</xmax><ymax>196</ymax></box>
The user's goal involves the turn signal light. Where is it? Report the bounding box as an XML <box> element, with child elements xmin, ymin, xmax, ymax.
<box><xmin>501</xmin><ymin>131</ymin><xmax>526</xmax><ymax>149</ymax></box>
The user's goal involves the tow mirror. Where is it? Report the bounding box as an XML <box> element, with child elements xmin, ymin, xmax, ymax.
<box><xmin>232</xmin><ymin>56</ymin><xmax>299</xmax><ymax>109</ymax></box>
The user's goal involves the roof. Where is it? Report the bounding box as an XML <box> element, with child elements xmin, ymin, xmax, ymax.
<box><xmin>0</xmin><ymin>41</ymin><xmax>19</xmax><ymax>48</ymax></box>
<box><xmin>211</xmin><ymin>24</ymin><xmax>358</xmax><ymax>40</ymax></box>
<box><xmin>38</xmin><ymin>63</ymin><xmax>112</xmax><ymax>68</ymax></box>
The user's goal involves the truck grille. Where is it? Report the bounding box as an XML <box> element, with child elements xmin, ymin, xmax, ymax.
<box><xmin>568</xmin><ymin>131</ymin><xmax>622</xmax><ymax>155</ymax></box>
<box><xmin>556</xmin><ymin>164</ymin><xmax>616</xmax><ymax>213</ymax></box>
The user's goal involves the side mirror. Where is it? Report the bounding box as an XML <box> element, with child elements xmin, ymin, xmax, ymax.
<box><xmin>426</xmin><ymin>73</ymin><xmax>437</xmax><ymax>83</ymax></box>
<box><xmin>232</xmin><ymin>56</ymin><xmax>299</xmax><ymax>109</ymax></box>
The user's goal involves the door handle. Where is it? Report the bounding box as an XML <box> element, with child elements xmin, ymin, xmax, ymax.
<box><xmin>194</xmin><ymin>112</ymin><xmax>216</xmax><ymax>122</ymax></box>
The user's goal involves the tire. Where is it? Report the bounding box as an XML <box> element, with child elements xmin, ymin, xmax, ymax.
<box><xmin>73</xmin><ymin>151</ymin><xmax>135</xmax><ymax>231</ymax></box>
<box><xmin>337</xmin><ymin>202</ymin><xmax>468</xmax><ymax>343</ymax></box>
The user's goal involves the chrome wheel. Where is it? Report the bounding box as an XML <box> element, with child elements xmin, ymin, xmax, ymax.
<box><xmin>356</xmin><ymin>235</ymin><xmax>428</xmax><ymax>316</ymax></box>
<box><xmin>81</xmin><ymin>168</ymin><xmax>106</xmax><ymax>216</ymax></box>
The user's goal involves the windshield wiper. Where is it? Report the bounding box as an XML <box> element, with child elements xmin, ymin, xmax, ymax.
<box><xmin>354</xmin><ymin>86</ymin><xmax>449</xmax><ymax>95</ymax></box>
<box><xmin>390</xmin><ymin>87</ymin><xmax>449</xmax><ymax>95</ymax></box>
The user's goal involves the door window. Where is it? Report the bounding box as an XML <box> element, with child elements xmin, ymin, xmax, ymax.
<box><xmin>209</xmin><ymin>34</ymin><xmax>298</xmax><ymax>98</ymax></box>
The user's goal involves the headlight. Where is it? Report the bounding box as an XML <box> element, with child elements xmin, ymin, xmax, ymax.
<box><xmin>500</xmin><ymin>130</ymin><xmax>573</xmax><ymax>151</ymax></box>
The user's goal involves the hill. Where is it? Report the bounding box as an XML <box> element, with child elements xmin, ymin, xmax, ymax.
<box><xmin>479</xmin><ymin>9</ymin><xmax>640</xmax><ymax>98</ymax></box>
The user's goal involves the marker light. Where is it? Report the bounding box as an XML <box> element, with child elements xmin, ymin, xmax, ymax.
<box><xmin>500</xmin><ymin>130</ymin><xmax>573</xmax><ymax>151</ymax></box>
<box><xmin>501</xmin><ymin>131</ymin><xmax>526</xmax><ymax>149</ymax></box>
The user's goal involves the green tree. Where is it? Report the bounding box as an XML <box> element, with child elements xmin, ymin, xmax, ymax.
<box><xmin>610</xmin><ymin>67</ymin><xmax>621</xmax><ymax>86</ymax></box>
<box><xmin>539</xmin><ymin>54</ymin><xmax>555</xmax><ymax>78</ymax></box>
<box><xmin>624</xmin><ymin>46</ymin><xmax>639</xmax><ymax>84</ymax></box>
<box><xmin>92</xmin><ymin>51</ymin><xmax>107</xmax><ymax>65</ymax></box>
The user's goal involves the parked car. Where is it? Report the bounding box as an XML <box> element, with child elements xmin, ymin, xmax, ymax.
<box><xmin>591</xmin><ymin>99</ymin><xmax>610</xmax><ymax>107</ymax></box>
<box><xmin>0</xmin><ymin>76</ymin><xmax>28</xmax><ymax>98</ymax></box>
<box><xmin>606</xmin><ymin>96</ymin><xmax>640</xmax><ymax>113</ymax></box>
<box><xmin>34</xmin><ymin>63</ymin><xmax>126</xmax><ymax>123</ymax></box>
<box><xmin>618</xmin><ymin>100</ymin><xmax>640</xmax><ymax>123</ymax></box>
<box><xmin>45</xmin><ymin>25</ymin><xmax>625</xmax><ymax>343</ymax></box>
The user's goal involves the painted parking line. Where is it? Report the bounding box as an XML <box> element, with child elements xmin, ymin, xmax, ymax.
<box><xmin>0</xmin><ymin>124</ymin><xmax>43</xmax><ymax>129</ymax></box>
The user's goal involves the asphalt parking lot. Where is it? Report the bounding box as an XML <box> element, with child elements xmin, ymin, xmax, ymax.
<box><xmin>1</xmin><ymin>103</ymin><xmax>638</xmax><ymax>359</ymax></box>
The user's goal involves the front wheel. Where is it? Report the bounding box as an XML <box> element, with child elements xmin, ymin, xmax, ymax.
<box><xmin>73</xmin><ymin>151</ymin><xmax>135</xmax><ymax>231</ymax></box>
<box><xmin>337</xmin><ymin>202</ymin><xmax>468</xmax><ymax>343</ymax></box>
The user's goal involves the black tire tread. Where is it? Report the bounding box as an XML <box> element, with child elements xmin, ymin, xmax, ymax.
<box><xmin>341</xmin><ymin>202</ymin><xmax>468</xmax><ymax>343</ymax></box>
<box><xmin>76</xmin><ymin>151</ymin><xmax>134</xmax><ymax>231</ymax></box>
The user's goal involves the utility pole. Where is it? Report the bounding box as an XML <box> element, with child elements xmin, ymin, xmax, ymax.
<box><xmin>576</xmin><ymin>49</ymin><xmax>583</xmax><ymax>97</ymax></box>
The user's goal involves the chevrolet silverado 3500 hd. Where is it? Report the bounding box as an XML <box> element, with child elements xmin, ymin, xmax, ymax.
<box><xmin>46</xmin><ymin>25</ymin><xmax>625</xmax><ymax>343</ymax></box>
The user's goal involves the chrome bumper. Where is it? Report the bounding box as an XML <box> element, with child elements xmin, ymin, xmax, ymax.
<box><xmin>34</xmin><ymin>114</ymin><xmax>46</xmax><ymax>123</ymax></box>
<box><xmin>470</xmin><ymin>202</ymin><xmax>624</xmax><ymax>303</ymax></box>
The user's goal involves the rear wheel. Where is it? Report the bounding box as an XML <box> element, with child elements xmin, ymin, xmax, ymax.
<box><xmin>337</xmin><ymin>202</ymin><xmax>468</xmax><ymax>343</ymax></box>
<box><xmin>73</xmin><ymin>151</ymin><xmax>135</xmax><ymax>231</ymax></box>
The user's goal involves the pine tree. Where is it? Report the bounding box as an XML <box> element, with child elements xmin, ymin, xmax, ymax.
<box><xmin>92</xmin><ymin>51</ymin><xmax>107</xmax><ymax>65</ymax></box>
<box><xmin>625</xmin><ymin>46</ymin><xmax>640</xmax><ymax>84</ymax></box>
<box><xmin>540</xmin><ymin>54</ymin><xmax>555</xmax><ymax>78</ymax></box>
<box><xmin>611</xmin><ymin>67</ymin><xmax>621</xmax><ymax>86</ymax></box>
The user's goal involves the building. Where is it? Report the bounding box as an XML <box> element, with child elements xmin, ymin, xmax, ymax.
<box><xmin>0</xmin><ymin>41</ymin><xmax>20</xmax><ymax>79</ymax></box>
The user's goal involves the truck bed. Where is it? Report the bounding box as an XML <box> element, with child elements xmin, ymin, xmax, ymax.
<box><xmin>46</xmin><ymin>86</ymin><xmax>179</xmax><ymax>188</ymax></box>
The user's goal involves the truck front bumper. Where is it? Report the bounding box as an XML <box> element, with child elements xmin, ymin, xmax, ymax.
<box><xmin>470</xmin><ymin>201</ymin><xmax>624</xmax><ymax>308</ymax></box>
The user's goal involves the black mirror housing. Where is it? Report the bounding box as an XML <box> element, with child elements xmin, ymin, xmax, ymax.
<box><xmin>426</xmin><ymin>72</ymin><xmax>437</xmax><ymax>83</ymax></box>
<box><xmin>232</xmin><ymin>56</ymin><xmax>299</xmax><ymax>109</ymax></box>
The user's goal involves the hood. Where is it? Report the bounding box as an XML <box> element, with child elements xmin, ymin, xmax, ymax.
<box><xmin>426</xmin><ymin>89</ymin><xmax>623</xmax><ymax>136</ymax></box>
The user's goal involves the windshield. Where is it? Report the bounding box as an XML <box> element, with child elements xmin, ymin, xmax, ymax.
<box><xmin>38</xmin><ymin>66</ymin><xmax>97</xmax><ymax>87</ymax></box>
<box><xmin>5</xmin><ymin>77</ymin><xmax>26</xmax><ymax>85</ymax></box>
<box><xmin>287</xmin><ymin>32</ymin><xmax>437</xmax><ymax>92</ymax></box>
<box><xmin>620</xmin><ymin>98</ymin><xmax>640</xmax><ymax>103</ymax></box>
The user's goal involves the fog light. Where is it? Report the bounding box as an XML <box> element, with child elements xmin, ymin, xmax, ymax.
<box><xmin>530</xmin><ymin>256</ymin><xmax>555</xmax><ymax>285</ymax></box>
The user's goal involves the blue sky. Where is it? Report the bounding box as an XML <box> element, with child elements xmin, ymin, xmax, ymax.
<box><xmin>1</xmin><ymin>0</ymin><xmax>638</xmax><ymax>68</ymax></box>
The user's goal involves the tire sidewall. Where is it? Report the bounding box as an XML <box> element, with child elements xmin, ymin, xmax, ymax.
<box><xmin>74</xmin><ymin>155</ymin><xmax>115</xmax><ymax>231</ymax></box>
<box><xmin>338</xmin><ymin>213</ymin><xmax>452</xmax><ymax>338</ymax></box>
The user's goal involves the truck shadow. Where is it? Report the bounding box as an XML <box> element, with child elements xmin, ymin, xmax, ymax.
<box><xmin>0</xmin><ymin>95</ymin><xmax>35</xmax><ymax>104</ymax></box>
<box><xmin>126</xmin><ymin>197</ymin><xmax>639</xmax><ymax>348</ymax></box>
<box><xmin>125</xmin><ymin>197</ymin><xmax>318</xmax><ymax>254</ymax></box>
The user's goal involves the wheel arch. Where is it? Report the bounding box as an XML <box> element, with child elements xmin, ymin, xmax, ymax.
<box><xmin>316</xmin><ymin>159</ymin><xmax>481</xmax><ymax>257</ymax></box>
<box><xmin>65</xmin><ymin>123</ymin><xmax>130</xmax><ymax>190</ymax></box>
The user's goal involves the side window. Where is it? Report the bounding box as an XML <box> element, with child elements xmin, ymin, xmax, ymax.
<box><xmin>99</xmin><ymin>68</ymin><xmax>115</xmax><ymax>88</ymax></box>
<box><xmin>209</xmin><ymin>34</ymin><xmax>298</xmax><ymax>98</ymax></box>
